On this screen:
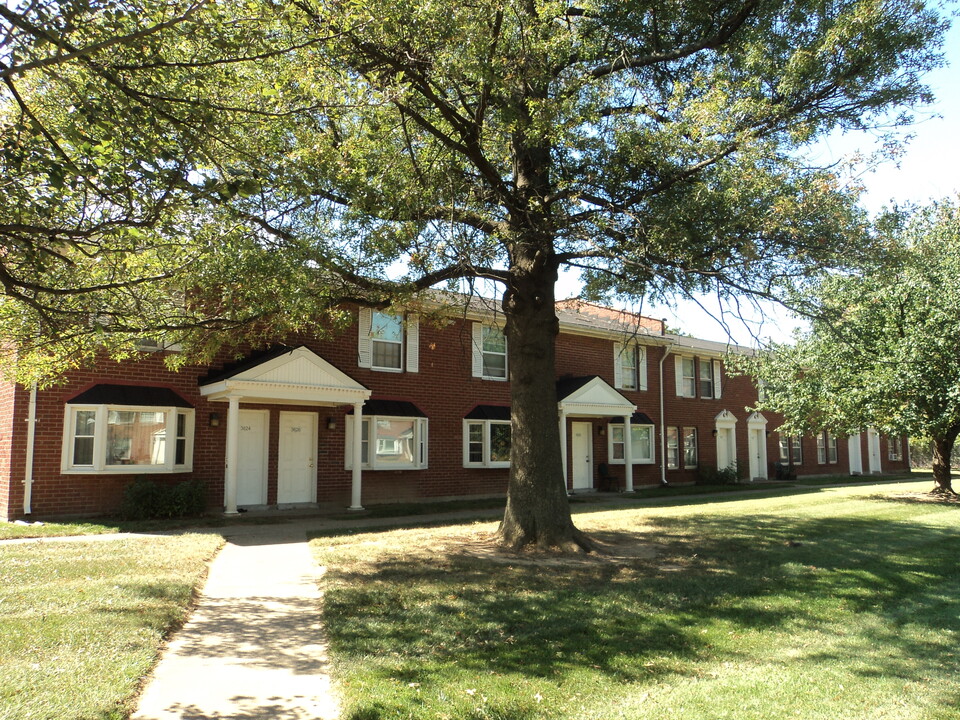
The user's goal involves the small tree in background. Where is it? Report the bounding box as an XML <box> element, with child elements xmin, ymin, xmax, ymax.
<box><xmin>743</xmin><ymin>198</ymin><xmax>960</xmax><ymax>495</ymax></box>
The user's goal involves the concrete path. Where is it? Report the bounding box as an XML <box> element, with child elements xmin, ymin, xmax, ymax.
<box><xmin>132</xmin><ymin>524</ymin><xmax>340</xmax><ymax>720</ymax></box>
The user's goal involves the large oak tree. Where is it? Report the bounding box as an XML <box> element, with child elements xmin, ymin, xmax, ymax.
<box><xmin>0</xmin><ymin>0</ymin><xmax>948</xmax><ymax>548</ymax></box>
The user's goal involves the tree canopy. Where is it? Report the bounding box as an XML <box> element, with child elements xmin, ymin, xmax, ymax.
<box><xmin>743</xmin><ymin>198</ymin><xmax>960</xmax><ymax>493</ymax></box>
<box><xmin>0</xmin><ymin>0</ymin><xmax>949</xmax><ymax>547</ymax></box>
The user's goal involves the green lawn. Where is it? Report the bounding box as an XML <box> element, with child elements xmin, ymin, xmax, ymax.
<box><xmin>0</xmin><ymin>534</ymin><xmax>222</xmax><ymax>720</ymax></box>
<box><xmin>312</xmin><ymin>479</ymin><xmax>960</xmax><ymax>720</ymax></box>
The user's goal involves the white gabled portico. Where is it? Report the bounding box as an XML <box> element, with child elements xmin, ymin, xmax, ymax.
<box><xmin>557</xmin><ymin>376</ymin><xmax>638</xmax><ymax>491</ymax></box>
<box><xmin>199</xmin><ymin>346</ymin><xmax>371</xmax><ymax>514</ymax></box>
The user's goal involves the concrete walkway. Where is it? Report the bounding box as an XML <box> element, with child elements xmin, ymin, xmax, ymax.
<box><xmin>132</xmin><ymin>523</ymin><xmax>340</xmax><ymax>720</ymax></box>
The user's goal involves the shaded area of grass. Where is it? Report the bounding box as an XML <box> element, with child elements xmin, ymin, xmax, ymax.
<box><xmin>0</xmin><ymin>534</ymin><xmax>222</xmax><ymax>720</ymax></box>
<box><xmin>313</xmin><ymin>481</ymin><xmax>960</xmax><ymax>720</ymax></box>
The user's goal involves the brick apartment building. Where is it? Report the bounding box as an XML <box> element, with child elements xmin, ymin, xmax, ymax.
<box><xmin>0</xmin><ymin>297</ymin><xmax>909</xmax><ymax>520</ymax></box>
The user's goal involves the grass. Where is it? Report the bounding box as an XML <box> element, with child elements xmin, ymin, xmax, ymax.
<box><xmin>312</xmin><ymin>478</ymin><xmax>960</xmax><ymax>720</ymax></box>
<box><xmin>0</xmin><ymin>534</ymin><xmax>222</xmax><ymax>720</ymax></box>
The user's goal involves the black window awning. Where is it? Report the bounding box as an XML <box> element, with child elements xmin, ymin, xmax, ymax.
<box><xmin>609</xmin><ymin>412</ymin><xmax>655</xmax><ymax>425</ymax></box>
<box><xmin>349</xmin><ymin>399</ymin><xmax>427</xmax><ymax>417</ymax></box>
<box><xmin>464</xmin><ymin>405</ymin><xmax>511</xmax><ymax>421</ymax></box>
<box><xmin>68</xmin><ymin>384</ymin><xmax>193</xmax><ymax>408</ymax></box>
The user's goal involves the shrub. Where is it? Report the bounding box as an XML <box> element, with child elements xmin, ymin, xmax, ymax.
<box><xmin>121</xmin><ymin>478</ymin><xmax>207</xmax><ymax>520</ymax></box>
<box><xmin>697</xmin><ymin>464</ymin><xmax>740</xmax><ymax>485</ymax></box>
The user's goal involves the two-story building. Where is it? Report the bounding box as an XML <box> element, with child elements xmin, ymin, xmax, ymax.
<box><xmin>0</xmin><ymin>296</ymin><xmax>910</xmax><ymax>520</ymax></box>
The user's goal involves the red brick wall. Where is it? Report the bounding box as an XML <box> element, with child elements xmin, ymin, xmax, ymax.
<box><xmin>1</xmin><ymin>306</ymin><xmax>911</xmax><ymax>520</ymax></box>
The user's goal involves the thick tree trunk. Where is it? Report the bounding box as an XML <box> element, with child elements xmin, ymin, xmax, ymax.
<box><xmin>495</xmin><ymin>254</ymin><xmax>591</xmax><ymax>552</ymax></box>
<box><xmin>930</xmin><ymin>430</ymin><xmax>958</xmax><ymax>494</ymax></box>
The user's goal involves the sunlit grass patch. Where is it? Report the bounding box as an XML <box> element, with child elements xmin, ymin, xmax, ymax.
<box><xmin>313</xmin><ymin>480</ymin><xmax>960</xmax><ymax>720</ymax></box>
<box><xmin>0</xmin><ymin>534</ymin><xmax>222</xmax><ymax>720</ymax></box>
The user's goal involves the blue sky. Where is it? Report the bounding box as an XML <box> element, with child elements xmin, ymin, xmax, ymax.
<box><xmin>623</xmin><ymin>17</ymin><xmax>960</xmax><ymax>346</ymax></box>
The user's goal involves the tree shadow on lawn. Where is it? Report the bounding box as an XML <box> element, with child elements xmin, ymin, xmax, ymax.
<box><xmin>321</xmin><ymin>510</ymin><xmax>960</xmax><ymax>695</ymax></box>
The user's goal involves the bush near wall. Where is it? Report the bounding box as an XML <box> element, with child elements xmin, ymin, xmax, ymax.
<box><xmin>120</xmin><ymin>478</ymin><xmax>207</xmax><ymax>520</ymax></box>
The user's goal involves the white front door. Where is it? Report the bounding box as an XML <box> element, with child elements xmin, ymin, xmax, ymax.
<box><xmin>278</xmin><ymin>411</ymin><xmax>317</xmax><ymax>504</ymax></box>
<box><xmin>571</xmin><ymin>422</ymin><xmax>593</xmax><ymax>490</ymax></box>
<box><xmin>237</xmin><ymin>410</ymin><xmax>269</xmax><ymax>506</ymax></box>
<box><xmin>867</xmin><ymin>428</ymin><xmax>882</xmax><ymax>474</ymax></box>
<box><xmin>848</xmin><ymin>434</ymin><xmax>863</xmax><ymax>475</ymax></box>
<box><xmin>748</xmin><ymin>427</ymin><xmax>768</xmax><ymax>481</ymax></box>
<box><xmin>716</xmin><ymin>427</ymin><xmax>736</xmax><ymax>471</ymax></box>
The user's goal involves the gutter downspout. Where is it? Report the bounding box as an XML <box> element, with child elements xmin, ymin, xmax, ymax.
<box><xmin>658</xmin><ymin>341</ymin><xmax>676</xmax><ymax>486</ymax></box>
<box><xmin>23</xmin><ymin>382</ymin><xmax>37</xmax><ymax>515</ymax></box>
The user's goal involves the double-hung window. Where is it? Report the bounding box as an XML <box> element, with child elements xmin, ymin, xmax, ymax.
<box><xmin>608</xmin><ymin>420</ymin><xmax>655</xmax><ymax>464</ymax></box>
<box><xmin>358</xmin><ymin>308</ymin><xmax>419</xmax><ymax>372</ymax></box>
<box><xmin>62</xmin><ymin>386</ymin><xmax>195</xmax><ymax>473</ymax></box>
<box><xmin>699</xmin><ymin>361</ymin><xmax>714</xmax><ymax>398</ymax></box>
<box><xmin>817</xmin><ymin>432</ymin><xmax>838</xmax><ymax>464</ymax></box>
<box><xmin>888</xmin><ymin>437</ymin><xmax>903</xmax><ymax>461</ymax></box>
<box><xmin>676</xmin><ymin>357</ymin><xmax>696</xmax><ymax>397</ymax></box>
<box><xmin>666</xmin><ymin>427</ymin><xmax>680</xmax><ymax>469</ymax></box>
<box><xmin>346</xmin><ymin>406</ymin><xmax>428</xmax><ymax>470</ymax></box>
<box><xmin>779</xmin><ymin>435</ymin><xmax>803</xmax><ymax>465</ymax></box>
<box><xmin>472</xmin><ymin>323</ymin><xmax>508</xmax><ymax>380</ymax></box>
<box><xmin>683</xmin><ymin>427</ymin><xmax>698</xmax><ymax>468</ymax></box>
<box><xmin>464</xmin><ymin>420</ymin><xmax>511</xmax><ymax>467</ymax></box>
<box><xmin>614</xmin><ymin>343</ymin><xmax>647</xmax><ymax>391</ymax></box>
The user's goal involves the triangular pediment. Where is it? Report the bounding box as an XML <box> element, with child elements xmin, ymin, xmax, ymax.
<box><xmin>200</xmin><ymin>346</ymin><xmax>370</xmax><ymax>406</ymax></box>
<box><xmin>558</xmin><ymin>376</ymin><xmax>636</xmax><ymax>417</ymax></box>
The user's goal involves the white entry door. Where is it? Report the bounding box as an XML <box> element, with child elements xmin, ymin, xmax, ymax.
<box><xmin>748</xmin><ymin>427</ymin><xmax>768</xmax><ymax>481</ymax></box>
<box><xmin>571</xmin><ymin>422</ymin><xmax>593</xmax><ymax>490</ymax></box>
<box><xmin>848</xmin><ymin>434</ymin><xmax>863</xmax><ymax>475</ymax></box>
<box><xmin>716</xmin><ymin>427</ymin><xmax>736</xmax><ymax>471</ymax></box>
<box><xmin>867</xmin><ymin>428</ymin><xmax>882</xmax><ymax>475</ymax></box>
<box><xmin>278</xmin><ymin>411</ymin><xmax>317</xmax><ymax>504</ymax></box>
<box><xmin>237</xmin><ymin>409</ymin><xmax>269</xmax><ymax>506</ymax></box>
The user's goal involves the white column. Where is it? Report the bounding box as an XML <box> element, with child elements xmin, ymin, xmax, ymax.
<box><xmin>224</xmin><ymin>395</ymin><xmax>240</xmax><ymax>515</ymax></box>
<box><xmin>350</xmin><ymin>402</ymin><xmax>365</xmax><ymax>510</ymax></box>
<box><xmin>623</xmin><ymin>414</ymin><xmax>634</xmax><ymax>492</ymax></box>
<box><xmin>558</xmin><ymin>410</ymin><xmax>568</xmax><ymax>491</ymax></box>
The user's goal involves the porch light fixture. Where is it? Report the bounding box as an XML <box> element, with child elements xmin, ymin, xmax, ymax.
<box><xmin>327</xmin><ymin>417</ymin><xmax>336</xmax><ymax>430</ymax></box>
<box><xmin>712</xmin><ymin>428</ymin><xmax>718</xmax><ymax>437</ymax></box>
<box><xmin>598</xmin><ymin>425</ymin><xmax>605</xmax><ymax>436</ymax></box>
<box><xmin>209</xmin><ymin>412</ymin><xmax>221</xmax><ymax>427</ymax></box>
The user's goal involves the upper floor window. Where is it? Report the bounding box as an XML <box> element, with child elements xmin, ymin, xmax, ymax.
<box><xmin>358</xmin><ymin>308</ymin><xmax>419</xmax><ymax>373</ymax></box>
<box><xmin>472</xmin><ymin>323</ymin><xmax>508</xmax><ymax>380</ymax></box>
<box><xmin>63</xmin><ymin>402</ymin><xmax>194</xmax><ymax>474</ymax></box>
<box><xmin>614</xmin><ymin>343</ymin><xmax>647</xmax><ymax>391</ymax></box>
<box><xmin>676</xmin><ymin>356</ymin><xmax>723</xmax><ymax>399</ymax></box>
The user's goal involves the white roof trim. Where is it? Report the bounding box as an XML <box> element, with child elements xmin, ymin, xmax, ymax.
<box><xmin>200</xmin><ymin>347</ymin><xmax>371</xmax><ymax>406</ymax></box>
<box><xmin>558</xmin><ymin>376</ymin><xmax>637</xmax><ymax>417</ymax></box>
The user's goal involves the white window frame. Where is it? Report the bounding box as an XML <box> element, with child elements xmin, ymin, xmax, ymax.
<box><xmin>345</xmin><ymin>415</ymin><xmax>428</xmax><ymax>470</ymax></box>
<box><xmin>699</xmin><ymin>360</ymin><xmax>714</xmax><ymax>399</ymax></box>
<box><xmin>683</xmin><ymin>426</ymin><xmax>698</xmax><ymax>469</ymax></box>
<box><xmin>666</xmin><ymin>427</ymin><xmax>680</xmax><ymax>469</ymax></box>
<box><xmin>463</xmin><ymin>419</ymin><xmax>512</xmax><ymax>468</ymax></box>
<box><xmin>607</xmin><ymin>422</ymin><xmax>655</xmax><ymax>464</ymax></box>
<box><xmin>358</xmin><ymin>308</ymin><xmax>419</xmax><ymax>373</ymax></box>
<box><xmin>817</xmin><ymin>431</ymin><xmax>839</xmax><ymax>464</ymax></box>
<box><xmin>780</xmin><ymin>435</ymin><xmax>803</xmax><ymax>465</ymax></box>
<box><xmin>370</xmin><ymin>310</ymin><xmax>404</xmax><ymax>372</ymax></box>
<box><xmin>614</xmin><ymin>343</ymin><xmax>647</xmax><ymax>391</ymax></box>
<box><xmin>61</xmin><ymin>404</ymin><xmax>194</xmax><ymax>474</ymax></box>
<box><xmin>888</xmin><ymin>437</ymin><xmax>903</xmax><ymax>461</ymax></box>
<box><xmin>472</xmin><ymin>323</ymin><xmax>508</xmax><ymax>381</ymax></box>
<box><xmin>676</xmin><ymin>356</ymin><xmax>696</xmax><ymax>398</ymax></box>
